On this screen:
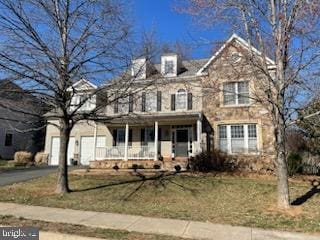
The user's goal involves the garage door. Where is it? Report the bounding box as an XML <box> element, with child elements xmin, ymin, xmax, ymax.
<box><xmin>80</xmin><ymin>136</ymin><xmax>106</xmax><ymax>165</ymax></box>
<box><xmin>50</xmin><ymin>137</ymin><xmax>75</xmax><ymax>166</ymax></box>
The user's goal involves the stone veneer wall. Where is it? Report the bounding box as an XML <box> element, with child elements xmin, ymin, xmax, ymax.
<box><xmin>201</xmin><ymin>41</ymin><xmax>277</xmax><ymax>173</ymax></box>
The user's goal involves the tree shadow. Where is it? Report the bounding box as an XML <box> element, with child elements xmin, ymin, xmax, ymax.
<box><xmin>291</xmin><ymin>180</ymin><xmax>320</xmax><ymax>206</ymax></box>
<box><xmin>71</xmin><ymin>171</ymin><xmax>197</xmax><ymax>198</ymax></box>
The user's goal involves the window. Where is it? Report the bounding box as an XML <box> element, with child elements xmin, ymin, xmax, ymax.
<box><xmin>218</xmin><ymin>124</ymin><xmax>258</xmax><ymax>154</ymax></box>
<box><xmin>231</xmin><ymin>125</ymin><xmax>245</xmax><ymax>153</ymax></box>
<box><xmin>218</xmin><ymin>125</ymin><xmax>227</xmax><ymax>153</ymax></box>
<box><xmin>118</xmin><ymin>96</ymin><xmax>129</xmax><ymax>113</ymax></box>
<box><xmin>248</xmin><ymin>124</ymin><xmax>257</xmax><ymax>152</ymax></box>
<box><xmin>164</xmin><ymin>60</ymin><xmax>174</xmax><ymax>75</ymax></box>
<box><xmin>145</xmin><ymin>92</ymin><xmax>157</xmax><ymax>112</ymax></box>
<box><xmin>223</xmin><ymin>82</ymin><xmax>249</xmax><ymax>105</ymax></box>
<box><xmin>229</xmin><ymin>52</ymin><xmax>242</xmax><ymax>63</ymax></box>
<box><xmin>176</xmin><ymin>89</ymin><xmax>187</xmax><ymax>110</ymax></box>
<box><xmin>70</xmin><ymin>93</ymin><xmax>96</xmax><ymax>111</ymax></box>
<box><xmin>4</xmin><ymin>132</ymin><xmax>13</xmax><ymax>147</ymax></box>
<box><xmin>116</xmin><ymin>129</ymin><xmax>125</xmax><ymax>145</ymax></box>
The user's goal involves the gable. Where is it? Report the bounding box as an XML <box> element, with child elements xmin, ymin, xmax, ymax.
<box><xmin>67</xmin><ymin>79</ymin><xmax>97</xmax><ymax>92</ymax></box>
<box><xmin>197</xmin><ymin>34</ymin><xmax>275</xmax><ymax>75</ymax></box>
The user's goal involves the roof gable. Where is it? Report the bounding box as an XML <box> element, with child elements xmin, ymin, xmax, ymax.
<box><xmin>67</xmin><ymin>78</ymin><xmax>97</xmax><ymax>91</ymax></box>
<box><xmin>197</xmin><ymin>34</ymin><xmax>275</xmax><ymax>75</ymax></box>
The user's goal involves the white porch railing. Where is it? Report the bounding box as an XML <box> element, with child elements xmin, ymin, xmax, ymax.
<box><xmin>96</xmin><ymin>145</ymin><xmax>155</xmax><ymax>160</ymax></box>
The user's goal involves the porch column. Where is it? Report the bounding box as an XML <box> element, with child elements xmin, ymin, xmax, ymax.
<box><xmin>197</xmin><ymin>119</ymin><xmax>202</xmax><ymax>153</ymax></box>
<box><xmin>93</xmin><ymin>122</ymin><xmax>97</xmax><ymax>160</ymax></box>
<box><xmin>154</xmin><ymin>121</ymin><xmax>158</xmax><ymax>161</ymax></box>
<box><xmin>124</xmin><ymin>123</ymin><xmax>129</xmax><ymax>161</ymax></box>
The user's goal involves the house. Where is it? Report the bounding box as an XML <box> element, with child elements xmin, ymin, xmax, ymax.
<box><xmin>44</xmin><ymin>34</ymin><xmax>276</xmax><ymax>171</ymax></box>
<box><xmin>0</xmin><ymin>81</ymin><xmax>44</xmax><ymax>159</ymax></box>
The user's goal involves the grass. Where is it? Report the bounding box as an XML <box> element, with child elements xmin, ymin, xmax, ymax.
<box><xmin>0</xmin><ymin>172</ymin><xmax>319</xmax><ymax>234</ymax></box>
<box><xmin>0</xmin><ymin>215</ymin><xmax>185</xmax><ymax>240</ymax></box>
<box><xmin>0</xmin><ymin>160</ymin><xmax>15</xmax><ymax>170</ymax></box>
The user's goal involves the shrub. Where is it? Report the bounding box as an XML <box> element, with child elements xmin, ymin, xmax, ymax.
<box><xmin>153</xmin><ymin>164</ymin><xmax>161</xmax><ymax>170</ymax></box>
<box><xmin>113</xmin><ymin>165</ymin><xmax>119</xmax><ymax>171</ymax></box>
<box><xmin>34</xmin><ymin>152</ymin><xmax>48</xmax><ymax>164</ymax></box>
<box><xmin>189</xmin><ymin>149</ymin><xmax>230</xmax><ymax>172</ymax></box>
<box><xmin>14</xmin><ymin>151</ymin><xmax>33</xmax><ymax>164</ymax></box>
<box><xmin>287</xmin><ymin>152</ymin><xmax>303</xmax><ymax>176</ymax></box>
<box><xmin>174</xmin><ymin>165</ymin><xmax>181</xmax><ymax>172</ymax></box>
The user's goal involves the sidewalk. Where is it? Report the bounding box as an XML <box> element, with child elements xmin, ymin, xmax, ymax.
<box><xmin>0</xmin><ymin>202</ymin><xmax>319</xmax><ymax>240</ymax></box>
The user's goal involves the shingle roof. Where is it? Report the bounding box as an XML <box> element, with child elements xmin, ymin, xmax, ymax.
<box><xmin>153</xmin><ymin>58</ymin><xmax>209</xmax><ymax>78</ymax></box>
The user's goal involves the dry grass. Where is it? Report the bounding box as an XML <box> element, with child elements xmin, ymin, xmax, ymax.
<box><xmin>0</xmin><ymin>172</ymin><xmax>319</xmax><ymax>234</ymax></box>
<box><xmin>0</xmin><ymin>215</ymin><xmax>184</xmax><ymax>240</ymax></box>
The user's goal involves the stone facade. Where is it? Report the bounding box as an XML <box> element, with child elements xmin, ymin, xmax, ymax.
<box><xmin>201</xmin><ymin>40</ymin><xmax>276</xmax><ymax>172</ymax></box>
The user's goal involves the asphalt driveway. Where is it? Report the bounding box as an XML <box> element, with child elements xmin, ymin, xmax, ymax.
<box><xmin>0</xmin><ymin>166</ymin><xmax>77</xmax><ymax>186</ymax></box>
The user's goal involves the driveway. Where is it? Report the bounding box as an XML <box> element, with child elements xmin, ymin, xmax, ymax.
<box><xmin>0</xmin><ymin>166</ymin><xmax>78</xmax><ymax>186</ymax></box>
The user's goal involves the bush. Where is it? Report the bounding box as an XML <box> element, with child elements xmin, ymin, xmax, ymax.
<box><xmin>174</xmin><ymin>165</ymin><xmax>181</xmax><ymax>172</ymax></box>
<box><xmin>189</xmin><ymin>150</ymin><xmax>230</xmax><ymax>172</ymax></box>
<box><xmin>153</xmin><ymin>164</ymin><xmax>161</xmax><ymax>170</ymax></box>
<box><xmin>287</xmin><ymin>152</ymin><xmax>303</xmax><ymax>176</ymax></box>
<box><xmin>14</xmin><ymin>151</ymin><xmax>33</xmax><ymax>164</ymax></box>
<box><xmin>34</xmin><ymin>152</ymin><xmax>48</xmax><ymax>164</ymax></box>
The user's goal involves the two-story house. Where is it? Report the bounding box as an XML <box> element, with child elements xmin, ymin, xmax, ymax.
<box><xmin>44</xmin><ymin>34</ymin><xmax>276</xmax><ymax>171</ymax></box>
<box><xmin>0</xmin><ymin>80</ymin><xmax>44</xmax><ymax>159</ymax></box>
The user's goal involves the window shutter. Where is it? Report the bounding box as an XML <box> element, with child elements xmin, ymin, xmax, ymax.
<box><xmin>114</xmin><ymin>98</ymin><xmax>118</xmax><ymax>114</ymax></box>
<box><xmin>187</xmin><ymin>92</ymin><xmax>193</xmax><ymax>110</ymax></box>
<box><xmin>112</xmin><ymin>129</ymin><xmax>117</xmax><ymax>146</ymax></box>
<box><xmin>141</xmin><ymin>92</ymin><xmax>146</xmax><ymax>112</ymax></box>
<box><xmin>129</xmin><ymin>129</ymin><xmax>133</xmax><ymax>146</ymax></box>
<box><xmin>129</xmin><ymin>94</ymin><xmax>133</xmax><ymax>112</ymax></box>
<box><xmin>171</xmin><ymin>94</ymin><xmax>175</xmax><ymax>111</ymax></box>
<box><xmin>157</xmin><ymin>91</ymin><xmax>162</xmax><ymax>111</ymax></box>
<box><xmin>141</xmin><ymin>128</ymin><xmax>145</xmax><ymax>145</ymax></box>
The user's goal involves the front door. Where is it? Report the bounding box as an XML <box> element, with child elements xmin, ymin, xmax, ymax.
<box><xmin>175</xmin><ymin>129</ymin><xmax>189</xmax><ymax>157</ymax></box>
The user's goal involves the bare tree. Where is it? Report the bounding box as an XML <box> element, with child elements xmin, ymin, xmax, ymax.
<box><xmin>176</xmin><ymin>0</ymin><xmax>320</xmax><ymax>209</ymax></box>
<box><xmin>0</xmin><ymin>0</ymin><xmax>138</xmax><ymax>194</ymax></box>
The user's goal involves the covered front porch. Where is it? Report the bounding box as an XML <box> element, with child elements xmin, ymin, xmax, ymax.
<box><xmin>93</xmin><ymin>112</ymin><xmax>204</xmax><ymax>162</ymax></box>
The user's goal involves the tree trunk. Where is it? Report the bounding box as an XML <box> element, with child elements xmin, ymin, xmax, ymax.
<box><xmin>275</xmin><ymin>118</ymin><xmax>290</xmax><ymax>209</ymax></box>
<box><xmin>55</xmin><ymin>118</ymin><xmax>71</xmax><ymax>194</ymax></box>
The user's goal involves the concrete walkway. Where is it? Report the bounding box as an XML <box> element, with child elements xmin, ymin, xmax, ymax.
<box><xmin>0</xmin><ymin>202</ymin><xmax>319</xmax><ymax>240</ymax></box>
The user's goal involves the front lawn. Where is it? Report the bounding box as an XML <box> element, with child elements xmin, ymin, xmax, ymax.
<box><xmin>0</xmin><ymin>160</ymin><xmax>15</xmax><ymax>170</ymax></box>
<box><xmin>0</xmin><ymin>172</ymin><xmax>319</xmax><ymax>234</ymax></box>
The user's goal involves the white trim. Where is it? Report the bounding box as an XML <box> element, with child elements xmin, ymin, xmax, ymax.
<box><xmin>154</xmin><ymin>121</ymin><xmax>158</xmax><ymax>161</ymax></box>
<box><xmin>124</xmin><ymin>123</ymin><xmax>129</xmax><ymax>161</ymax></box>
<box><xmin>196</xmin><ymin>33</ymin><xmax>275</xmax><ymax>75</ymax></box>
<box><xmin>67</xmin><ymin>78</ymin><xmax>97</xmax><ymax>91</ymax></box>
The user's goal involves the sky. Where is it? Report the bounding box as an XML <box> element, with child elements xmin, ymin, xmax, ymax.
<box><xmin>131</xmin><ymin>0</ymin><xmax>229</xmax><ymax>59</ymax></box>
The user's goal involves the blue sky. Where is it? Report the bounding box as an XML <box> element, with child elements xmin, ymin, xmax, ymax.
<box><xmin>132</xmin><ymin>0</ymin><xmax>229</xmax><ymax>59</ymax></box>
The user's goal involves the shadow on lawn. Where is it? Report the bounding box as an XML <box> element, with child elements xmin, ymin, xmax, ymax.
<box><xmin>291</xmin><ymin>180</ymin><xmax>320</xmax><ymax>206</ymax></box>
<box><xmin>71</xmin><ymin>171</ymin><xmax>198</xmax><ymax>199</ymax></box>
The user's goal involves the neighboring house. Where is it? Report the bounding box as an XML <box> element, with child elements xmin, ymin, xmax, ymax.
<box><xmin>44</xmin><ymin>34</ymin><xmax>276</xmax><ymax>171</ymax></box>
<box><xmin>0</xmin><ymin>81</ymin><xmax>44</xmax><ymax>159</ymax></box>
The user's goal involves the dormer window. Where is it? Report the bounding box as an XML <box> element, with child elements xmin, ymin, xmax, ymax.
<box><xmin>131</xmin><ymin>58</ymin><xmax>147</xmax><ymax>79</ymax></box>
<box><xmin>164</xmin><ymin>60</ymin><xmax>174</xmax><ymax>75</ymax></box>
<box><xmin>161</xmin><ymin>54</ymin><xmax>181</xmax><ymax>77</ymax></box>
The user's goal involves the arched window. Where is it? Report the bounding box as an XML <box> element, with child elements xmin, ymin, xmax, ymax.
<box><xmin>176</xmin><ymin>89</ymin><xmax>187</xmax><ymax>110</ymax></box>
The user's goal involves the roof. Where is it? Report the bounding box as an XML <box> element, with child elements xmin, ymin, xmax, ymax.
<box><xmin>197</xmin><ymin>33</ymin><xmax>276</xmax><ymax>75</ymax></box>
<box><xmin>153</xmin><ymin>58</ymin><xmax>209</xmax><ymax>78</ymax></box>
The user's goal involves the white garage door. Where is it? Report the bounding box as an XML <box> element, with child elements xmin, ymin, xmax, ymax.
<box><xmin>50</xmin><ymin>137</ymin><xmax>75</xmax><ymax>166</ymax></box>
<box><xmin>80</xmin><ymin>136</ymin><xmax>106</xmax><ymax>165</ymax></box>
